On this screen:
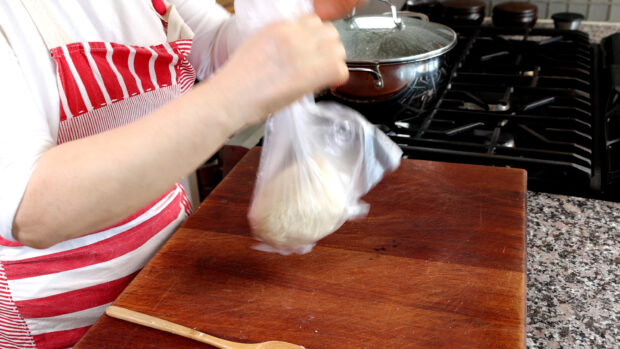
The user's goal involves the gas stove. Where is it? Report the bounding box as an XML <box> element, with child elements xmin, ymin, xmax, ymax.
<box><xmin>321</xmin><ymin>26</ymin><xmax>620</xmax><ymax>202</ymax></box>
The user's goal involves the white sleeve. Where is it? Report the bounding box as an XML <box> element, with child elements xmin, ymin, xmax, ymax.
<box><xmin>0</xmin><ymin>32</ymin><xmax>55</xmax><ymax>241</ymax></box>
<box><xmin>170</xmin><ymin>0</ymin><xmax>243</xmax><ymax>80</ymax></box>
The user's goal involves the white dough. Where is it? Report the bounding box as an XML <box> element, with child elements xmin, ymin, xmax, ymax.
<box><xmin>248</xmin><ymin>156</ymin><xmax>350</xmax><ymax>252</ymax></box>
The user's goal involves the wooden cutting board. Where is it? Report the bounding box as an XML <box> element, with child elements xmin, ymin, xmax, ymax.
<box><xmin>76</xmin><ymin>147</ymin><xmax>527</xmax><ymax>348</ymax></box>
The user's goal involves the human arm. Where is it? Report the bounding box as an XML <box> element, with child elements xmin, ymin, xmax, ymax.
<box><xmin>171</xmin><ymin>0</ymin><xmax>366</xmax><ymax>79</ymax></box>
<box><xmin>10</xmin><ymin>15</ymin><xmax>347</xmax><ymax>249</ymax></box>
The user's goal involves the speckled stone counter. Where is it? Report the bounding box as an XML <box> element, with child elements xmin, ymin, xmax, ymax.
<box><xmin>526</xmin><ymin>192</ymin><xmax>620</xmax><ymax>348</ymax></box>
<box><xmin>525</xmin><ymin>20</ymin><xmax>620</xmax><ymax>349</ymax></box>
<box><xmin>536</xmin><ymin>19</ymin><xmax>620</xmax><ymax>43</ymax></box>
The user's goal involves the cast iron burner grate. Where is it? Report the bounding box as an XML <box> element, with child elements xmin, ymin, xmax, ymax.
<box><xmin>323</xmin><ymin>26</ymin><xmax>619</xmax><ymax>201</ymax></box>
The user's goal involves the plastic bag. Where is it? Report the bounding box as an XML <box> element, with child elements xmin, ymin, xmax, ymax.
<box><xmin>237</xmin><ymin>0</ymin><xmax>403</xmax><ymax>255</ymax></box>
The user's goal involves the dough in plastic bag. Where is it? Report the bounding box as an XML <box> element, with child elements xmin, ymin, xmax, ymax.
<box><xmin>247</xmin><ymin>99</ymin><xmax>402</xmax><ymax>255</ymax></box>
<box><xmin>238</xmin><ymin>0</ymin><xmax>403</xmax><ymax>255</ymax></box>
<box><xmin>249</xmin><ymin>155</ymin><xmax>350</xmax><ymax>253</ymax></box>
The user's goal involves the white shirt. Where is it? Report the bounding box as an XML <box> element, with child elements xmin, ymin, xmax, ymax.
<box><xmin>0</xmin><ymin>0</ymin><xmax>239</xmax><ymax>240</ymax></box>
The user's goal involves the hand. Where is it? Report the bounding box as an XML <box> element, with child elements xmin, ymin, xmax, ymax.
<box><xmin>205</xmin><ymin>15</ymin><xmax>348</xmax><ymax>128</ymax></box>
<box><xmin>314</xmin><ymin>0</ymin><xmax>369</xmax><ymax>21</ymax></box>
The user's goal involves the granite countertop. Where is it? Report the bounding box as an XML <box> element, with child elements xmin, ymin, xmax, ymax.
<box><xmin>527</xmin><ymin>193</ymin><xmax>619</xmax><ymax>348</ymax></box>
<box><xmin>525</xmin><ymin>20</ymin><xmax>620</xmax><ymax>349</ymax></box>
<box><xmin>536</xmin><ymin>18</ymin><xmax>620</xmax><ymax>43</ymax></box>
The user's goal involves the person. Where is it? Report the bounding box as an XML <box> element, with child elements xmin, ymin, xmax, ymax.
<box><xmin>0</xmin><ymin>0</ymin><xmax>362</xmax><ymax>347</ymax></box>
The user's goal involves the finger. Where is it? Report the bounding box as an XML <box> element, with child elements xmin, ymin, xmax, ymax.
<box><xmin>335</xmin><ymin>39</ymin><xmax>347</xmax><ymax>60</ymax></box>
<box><xmin>321</xmin><ymin>23</ymin><xmax>342</xmax><ymax>42</ymax></box>
<box><xmin>316</xmin><ymin>53</ymin><xmax>350</xmax><ymax>89</ymax></box>
<box><xmin>311</xmin><ymin>24</ymin><xmax>344</xmax><ymax>53</ymax></box>
<box><xmin>335</xmin><ymin>61</ymin><xmax>350</xmax><ymax>85</ymax></box>
<box><xmin>316</xmin><ymin>35</ymin><xmax>347</xmax><ymax>60</ymax></box>
<box><xmin>299</xmin><ymin>14</ymin><xmax>323</xmax><ymax>28</ymax></box>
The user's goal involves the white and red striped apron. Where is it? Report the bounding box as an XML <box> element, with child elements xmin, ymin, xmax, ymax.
<box><xmin>0</xmin><ymin>1</ymin><xmax>194</xmax><ymax>348</ymax></box>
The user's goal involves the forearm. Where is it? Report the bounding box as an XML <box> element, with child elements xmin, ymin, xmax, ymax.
<box><xmin>12</xmin><ymin>82</ymin><xmax>239</xmax><ymax>249</ymax></box>
<box><xmin>12</xmin><ymin>14</ymin><xmax>348</xmax><ymax>249</ymax></box>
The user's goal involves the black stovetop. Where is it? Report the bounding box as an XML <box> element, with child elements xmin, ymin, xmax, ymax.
<box><xmin>323</xmin><ymin>25</ymin><xmax>620</xmax><ymax>202</ymax></box>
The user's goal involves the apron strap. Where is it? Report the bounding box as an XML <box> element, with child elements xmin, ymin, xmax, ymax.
<box><xmin>19</xmin><ymin>0</ymin><xmax>73</xmax><ymax>50</ymax></box>
<box><xmin>20</xmin><ymin>0</ymin><xmax>194</xmax><ymax>50</ymax></box>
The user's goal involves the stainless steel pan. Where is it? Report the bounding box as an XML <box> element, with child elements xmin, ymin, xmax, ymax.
<box><xmin>332</xmin><ymin>0</ymin><xmax>457</xmax><ymax>104</ymax></box>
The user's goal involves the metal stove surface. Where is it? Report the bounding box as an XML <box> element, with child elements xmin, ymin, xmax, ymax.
<box><xmin>322</xmin><ymin>26</ymin><xmax>620</xmax><ymax>201</ymax></box>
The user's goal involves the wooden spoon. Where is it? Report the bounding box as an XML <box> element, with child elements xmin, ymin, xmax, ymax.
<box><xmin>105</xmin><ymin>306</ymin><xmax>305</xmax><ymax>349</ymax></box>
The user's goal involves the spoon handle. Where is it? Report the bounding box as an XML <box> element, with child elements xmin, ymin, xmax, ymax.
<box><xmin>105</xmin><ymin>305</ymin><xmax>250</xmax><ymax>349</ymax></box>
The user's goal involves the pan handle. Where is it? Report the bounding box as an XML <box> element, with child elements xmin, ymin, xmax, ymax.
<box><xmin>347</xmin><ymin>1</ymin><xmax>428</xmax><ymax>27</ymax></box>
<box><xmin>348</xmin><ymin>66</ymin><xmax>384</xmax><ymax>89</ymax></box>
<box><xmin>393</xmin><ymin>11</ymin><xmax>429</xmax><ymax>22</ymax></box>
<box><xmin>375</xmin><ymin>0</ymin><xmax>404</xmax><ymax>28</ymax></box>
<box><xmin>381</xmin><ymin>11</ymin><xmax>429</xmax><ymax>22</ymax></box>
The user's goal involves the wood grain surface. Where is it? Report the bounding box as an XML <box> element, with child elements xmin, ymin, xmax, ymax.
<box><xmin>76</xmin><ymin>147</ymin><xmax>527</xmax><ymax>348</ymax></box>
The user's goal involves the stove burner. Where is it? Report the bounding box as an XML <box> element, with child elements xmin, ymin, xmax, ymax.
<box><xmin>461</xmin><ymin>102</ymin><xmax>510</xmax><ymax>112</ymax></box>
<box><xmin>460</xmin><ymin>89</ymin><xmax>512</xmax><ymax>112</ymax></box>
<box><xmin>492</xmin><ymin>1</ymin><xmax>538</xmax><ymax>29</ymax></box>
<box><xmin>321</xmin><ymin>26</ymin><xmax>619</xmax><ymax>201</ymax></box>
